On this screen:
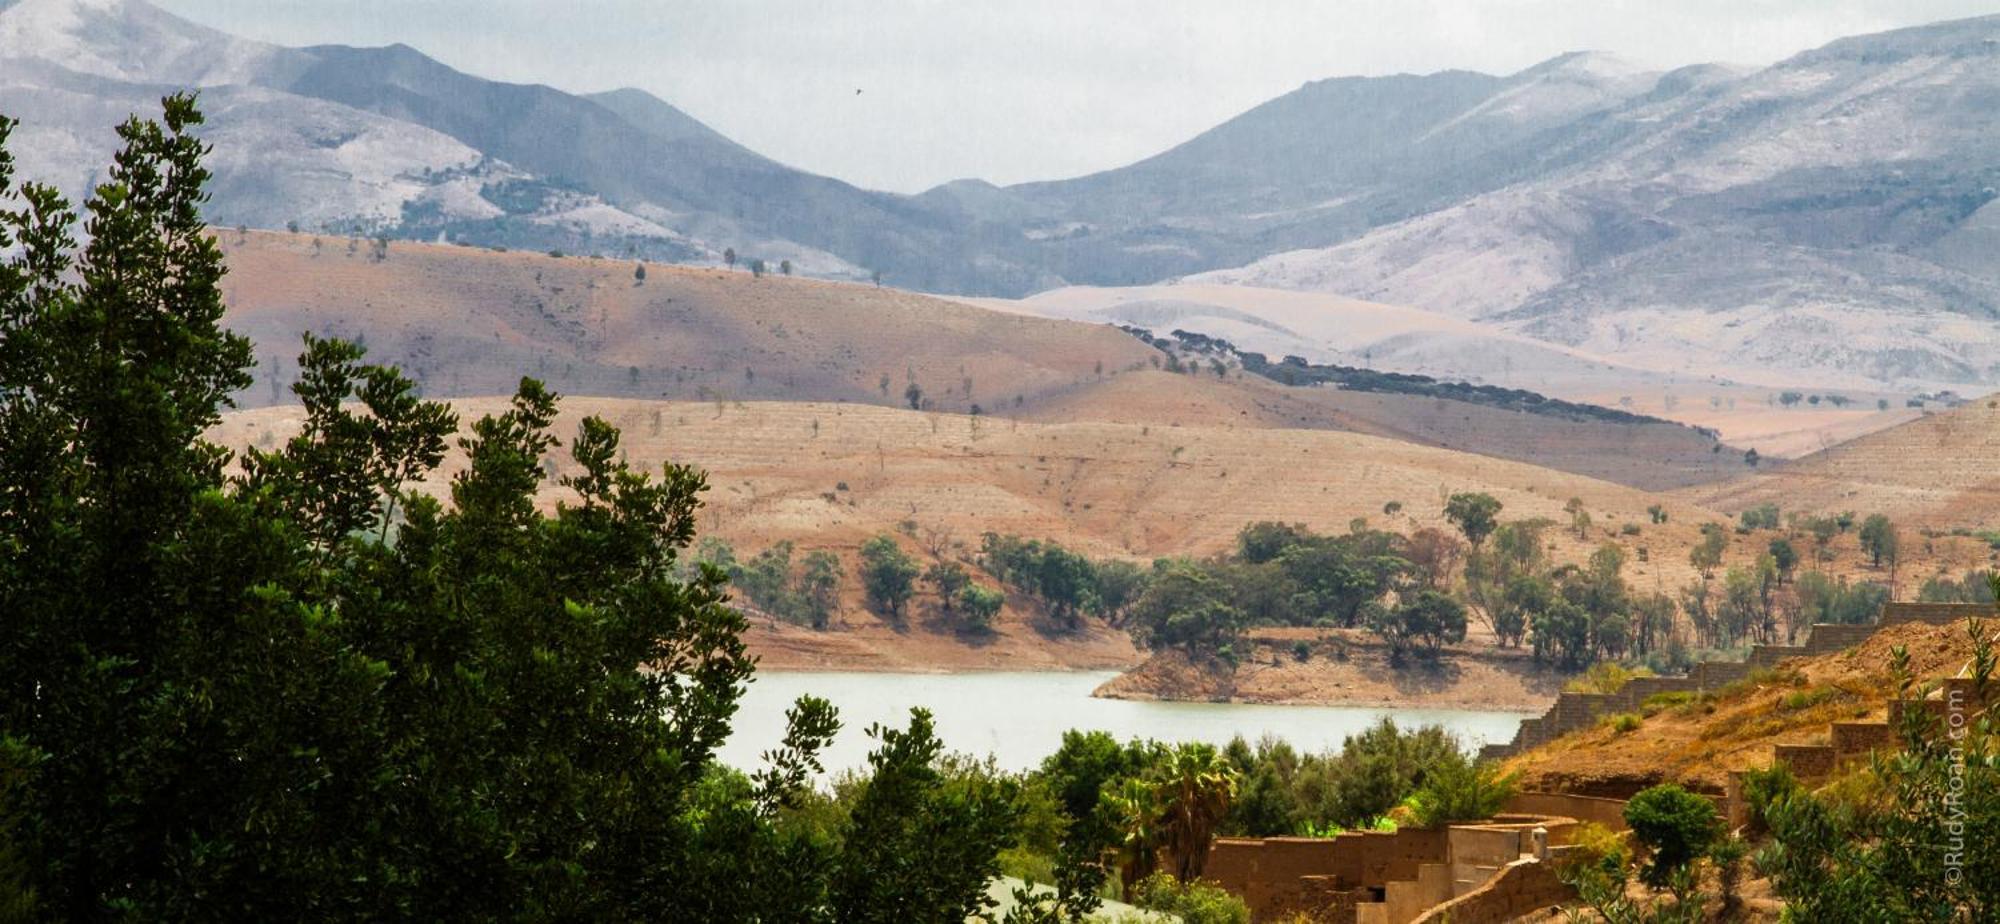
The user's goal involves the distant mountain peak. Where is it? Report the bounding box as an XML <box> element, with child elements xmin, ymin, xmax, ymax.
<box><xmin>0</xmin><ymin>0</ymin><xmax>276</xmax><ymax>85</ymax></box>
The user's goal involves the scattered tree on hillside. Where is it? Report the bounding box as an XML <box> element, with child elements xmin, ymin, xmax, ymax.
<box><xmin>924</xmin><ymin>560</ymin><xmax>971</xmax><ymax>612</ymax></box>
<box><xmin>1565</xmin><ymin>497</ymin><xmax>1593</xmax><ymax>539</ymax></box>
<box><xmin>1365</xmin><ymin>591</ymin><xmax>1468</xmax><ymax>662</ymax></box>
<box><xmin>1691</xmin><ymin>523</ymin><xmax>1728</xmax><ymax>579</ymax></box>
<box><xmin>1859</xmin><ymin>513</ymin><xmax>1899</xmax><ymax>569</ymax></box>
<box><xmin>798</xmin><ymin>549</ymin><xmax>844</xmax><ymax>629</ymax></box>
<box><xmin>722</xmin><ymin>246</ymin><xmax>736</xmax><ymax>269</ymax></box>
<box><xmin>957</xmin><ymin>583</ymin><xmax>1004</xmax><ymax>633</ymax></box>
<box><xmin>780</xmin><ymin>259</ymin><xmax>792</xmax><ymax>275</ymax></box>
<box><xmin>1444</xmin><ymin>492</ymin><xmax>1503</xmax><ymax>550</ymax></box>
<box><xmin>1741</xmin><ymin>503</ymin><xmax>1781</xmax><ymax>530</ymax></box>
<box><xmin>1769</xmin><ymin>537</ymin><xmax>1798</xmax><ymax>583</ymax></box>
<box><xmin>633</xmin><ymin>262</ymin><xmax>646</xmax><ymax>284</ymax></box>
<box><xmin>905</xmin><ymin>381</ymin><xmax>924</xmax><ymax>411</ymax></box>
<box><xmin>860</xmin><ymin>534</ymin><xmax>921</xmax><ymax>622</ymax></box>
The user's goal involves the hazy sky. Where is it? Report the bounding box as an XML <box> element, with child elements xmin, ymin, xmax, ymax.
<box><xmin>154</xmin><ymin>0</ymin><xmax>2000</xmax><ymax>193</ymax></box>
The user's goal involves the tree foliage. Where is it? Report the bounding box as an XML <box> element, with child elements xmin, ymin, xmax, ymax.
<box><xmin>0</xmin><ymin>97</ymin><xmax>1016</xmax><ymax>921</ymax></box>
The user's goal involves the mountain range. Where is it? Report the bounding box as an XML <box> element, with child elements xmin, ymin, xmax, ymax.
<box><xmin>3</xmin><ymin>0</ymin><xmax>1998</xmax><ymax>388</ymax></box>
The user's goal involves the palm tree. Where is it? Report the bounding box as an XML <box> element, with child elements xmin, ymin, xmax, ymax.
<box><xmin>1105</xmin><ymin>776</ymin><xmax>1163</xmax><ymax>900</ymax></box>
<box><xmin>1155</xmin><ymin>743</ymin><xmax>1238</xmax><ymax>883</ymax></box>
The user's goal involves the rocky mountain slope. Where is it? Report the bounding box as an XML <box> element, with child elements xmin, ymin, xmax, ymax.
<box><xmin>1194</xmin><ymin>15</ymin><xmax>2000</xmax><ymax>389</ymax></box>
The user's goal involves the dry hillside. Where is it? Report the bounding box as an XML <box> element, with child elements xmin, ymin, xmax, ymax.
<box><xmin>218</xmin><ymin>230</ymin><xmax>1157</xmax><ymax>415</ymax></box>
<box><xmin>210</xmin><ymin>397</ymin><xmax>1757</xmax><ymax>670</ymax></box>
<box><xmin>1499</xmin><ymin>617</ymin><xmax>1986</xmax><ymax>796</ymax></box>
<box><xmin>217</xmin><ymin>231</ymin><xmax>1743</xmax><ymax>493</ymax></box>
<box><xmin>1023</xmin><ymin>370</ymin><xmax>1743</xmax><ymax>491</ymax></box>
<box><xmin>1681</xmin><ymin>397</ymin><xmax>2000</xmax><ymax>528</ymax></box>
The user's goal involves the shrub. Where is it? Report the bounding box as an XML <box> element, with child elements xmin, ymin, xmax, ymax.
<box><xmin>1557</xmin><ymin>821</ymin><xmax>1629</xmax><ymax>876</ymax></box>
<box><xmin>1402</xmin><ymin>760</ymin><xmax>1518</xmax><ymax>828</ymax></box>
<box><xmin>1623</xmin><ymin>784</ymin><xmax>1719</xmax><ymax>887</ymax></box>
<box><xmin>1566</xmin><ymin>662</ymin><xmax>1655</xmax><ymax>695</ymax></box>
<box><xmin>1737</xmin><ymin>763</ymin><xmax>1800</xmax><ymax>838</ymax></box>
<box><xmin>957</xmin><ymin>584</ymin><xmax>1004</xmax><ymax>633</ymax></box>
<box><xmin>1779</xmin><ymin>686</ymin><xmax>1839</xmax><ymax>711</ymax></box>
<box><xmin>1604</xmin><ymin>712</ymin><xmax>1643</xmax><ymax>734</ymax></box>
<box><xmin>1640</xmin><ymin>691</ymin><xmax>1698</xmax><ymax>716</ymax></box>
<box><xmin>1291</xmin><ymin>640</ymin><xmax>1312</xmax><ymax>662</ymax></box>
<box><xmin>1129</xmin><ymin>872</ymin><xmax>1250</xmax><ymax>924</ymax></box>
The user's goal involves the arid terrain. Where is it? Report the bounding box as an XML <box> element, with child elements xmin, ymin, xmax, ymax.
<box><xmin>1682</xmin><ymin>397</ymin><xmax>2000</xmax><ymax>530</ymax></box>
<box><xmin>202</xmin><ymin>235</ymin><xmax>2000</xmax><ymax>700</ymax></box>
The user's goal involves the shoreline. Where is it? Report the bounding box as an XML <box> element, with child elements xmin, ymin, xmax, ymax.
<box><xmin>747</xmin><ymin>623</ymin><xmax>1567</xmax><ymax>713</ymax></box>
<box><xmin>1090</xmin><ymin>630</ymin><xmax>1571</xmax><ymax>713</ymax></box>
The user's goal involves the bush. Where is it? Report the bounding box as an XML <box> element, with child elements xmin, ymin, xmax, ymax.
<box><xmin>957</xmin><ymin>584</ymin><xmax>1004</xmax><ymax>633</ymax></box>
<box><xmin>1129</xmin><ymin>872</ymin><xmax>1250</xmax><ymax>924</ymax></box>
<box><xmin>1623</xmin><ymin>784</ymin><xmax>1719</xmax><ymax>887</ymax></box>
<box><xmin>1604</xmin><ymin>712</ymin><xmax>1643</xmax><ymax>734</ymax></box>
<box><xmin>1291</xmin><ymin>640</ymin><xmax>1312</xmax><ymax>662</ymax></box>
<box><xmin>1640</xmin><ymin>691</ymin><xmax>1698</xmax><ymax>715</ymax></box>
<box><xmin>1557</xmin><ymin>821</ymin><xmax>1629</xmax><ymax>876</ymax></box>
<box><xmin>1402</xmin><ymin>760</ymin><xmax>1518</xmax><ymax>828</ymax></box>
<box><xmin>1566</xmin><ymin>662</ymin><xmax>1654</xmax><ymax>695</ymax></box>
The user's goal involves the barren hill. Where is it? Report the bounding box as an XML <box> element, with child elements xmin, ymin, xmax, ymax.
<box><xmin>218</xmin><ymin>231</ymin><xmax>1155</xmax><ymax>414</ymax></box>
<box><xmin>1021</xmin><ymin>369</ymin><xmax>1742</xmax><ymax>492</ymax></box>
<box><xmin>1679</xmin><ymin>396</ymin><xmax>2000</xmax><ymax>528</ymax></box>
<box><xmin>218</xmin><ymin>231</ymin><xmax>1741</xmax><ymax>493</ymax></box>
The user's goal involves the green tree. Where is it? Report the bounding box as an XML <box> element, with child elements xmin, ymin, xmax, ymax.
<box><xmin>0</xmin><ymin>98</ymin><xmax>1035</xmax><ymax>921</ymax></box>
<box><xmin>957</xmin><ymin>583</ymin><xmax>1004</xmax><ymax>632</ymax></box>
<box><xmin>0</xmin><ymin>97</ymin><xmax>876</xmax><ymax>920</ymax></box>
<box><xmin>1624</xmin><ymin>784</ymin><xmax>1718</xmax><ymax>888</ymax></box>
<box><xmin>924</xmin><ymin>560</ymin><xmax>971</xmax><ymax>611</ymax></box>
<box><xmin>1768</xmin><ymin>536</ymin><xmax>1798</xmax><ymax>582</ymax></box>
<box><xmin>1565</xmin><ymin>496</ymin><xmax>1593</xmax><ymax>539</ymax></box>
<box><xmin>1444</xmin><ymin>492</ymin><xmax>1503</xmax><ymax>549</ymax></box>
<box><xmin>859</xmin><ymin>534</ymin><xmax>921</xmax><ymax>621</ymax></box>
<box><xmin>1091</xmin><ymin>559</ymin><xmax>1150</xmax><ymax>626</ymax></box>
<box><xmin>1404</xmin><ymin>760</ymin><xmax>1517</xmax><ymax>829</ymax></box>
<box><xmin>1859</xmin><ymin>513</ymin><xmax>1898</xmax><ymax>568</ymax></box>
<box><xmin>1128</xmin><ymin>872</ymin><xmax>1249</xmax><ymax>924</ymax></box>
<box><xmin>1364</xmin><ymin>591</ymin><xmax>1467</xmax><ymax>661</ymax></box>
<box><xmin>904</xmin><ymin>381</ymin><xmax>924</xmax><ymax>410</ymax></box>
<box><xmin>1127</xmin><ymin>563</ymin><xmax>1246</xmax><ymax>658</ymax></box>
<box><xmin>830</xmin><ymin>709</ymin><xmax>1021</xmax><ymax>923</ymax></box>
<box><xmin>1153</xmin><ymin>744</ymin><xmax>1237</xmax><ymax>883</ymax></box>
<box><xmin>798</xmin><ymin>549</ymin><xmax>844</xmax><ymax>629</ymax></box>
<box><xmin>1690</xmin><ymin>523</ymin><xmax>1727</xmax><ymax>579</ymax></box>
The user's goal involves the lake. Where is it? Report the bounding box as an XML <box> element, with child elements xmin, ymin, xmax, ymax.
<box><xmin>718</xmin><ymin>670</ymin><xmax>1531</xmax><ymax>776</ymax></box>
